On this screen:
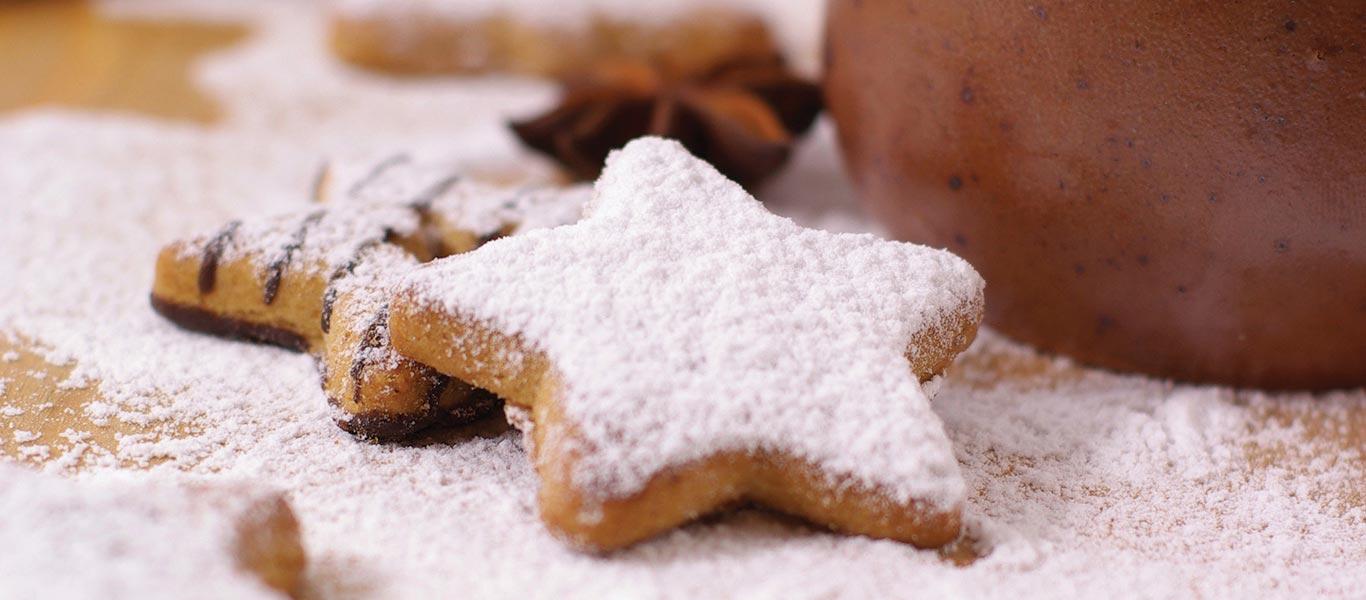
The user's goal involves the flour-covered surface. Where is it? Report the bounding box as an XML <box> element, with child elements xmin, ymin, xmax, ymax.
<box><xmin>0</xmin><ymin>463</ymin><xmax>298</xmax><ymax>599</ymax></box>
<box><xmin>0</xmin><ymin>2</ymin><xmax>1362</xmax><ymax>599</ymax></box>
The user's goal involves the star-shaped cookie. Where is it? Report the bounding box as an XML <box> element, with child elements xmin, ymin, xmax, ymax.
<box><xmin>388</xmin><ymin>138</ymin><xmax>985</xmax><ymax>550</ymax></box>
<box><xmin>150</xmin><ymin>155</ymin><xmax>587</xmax><ymax>439</ymax></box>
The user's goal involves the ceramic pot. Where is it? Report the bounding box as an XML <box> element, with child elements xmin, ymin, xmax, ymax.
<box><xmin>824</xmin><ymin>0</ymin><xmax>1365</xmax><ymax>389</ymax></box>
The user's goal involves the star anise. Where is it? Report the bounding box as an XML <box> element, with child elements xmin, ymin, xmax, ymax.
<box><xmin>510</xmin><ymin>55</ymin><xmax>823</xmax><ymax>190</ymax></box>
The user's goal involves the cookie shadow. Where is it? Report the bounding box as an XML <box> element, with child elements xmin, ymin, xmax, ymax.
<box><xmin>392</xmin><ymin>403</ymin><xmax>513</xmax><ymax>449</ymax></box>
<box><xmin>613</xmin><ymin>505</ymin><xmax>985</xmax><ymax>567</ymax></box>
<box><xmin>296</xmin><ymin>551</ymin><xmax>384</xmax><ymax>600</ymax></box>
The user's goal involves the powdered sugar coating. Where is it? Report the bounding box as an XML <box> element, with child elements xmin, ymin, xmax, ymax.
<box><xmin>438</xmin><ymin>184</ymin><xmax>589</xmax><ymax>238</ymax></box>
<box><xmin>2</xmin><ymin>5</ymin><xmax>1361</xmax><ymax>597</ymax></box>
<box><xmin>402</xmin><ymin>138</ymin><xmax>983</xmax><ymax>507</ymax></box>
<box><xmin>181</xmin><ymin>156</ymin><xmax>589</xmax><ymax>288</ymax></box>
<box><xmin>0</xmin><ymin>464</ymin><xmax>285</xmax><ymax>599</ymax></box>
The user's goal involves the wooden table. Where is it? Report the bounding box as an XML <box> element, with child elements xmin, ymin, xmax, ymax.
<box><xmin>0</xmin><ymin>0</ymin><xmax>243</xmax><ymax>464</ymax></box>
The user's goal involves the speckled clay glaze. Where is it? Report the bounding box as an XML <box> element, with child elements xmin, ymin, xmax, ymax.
<box><xmin>825</xmin><ymin>0</ymin><xmax>1366</xmax><ymax>389</ymax></box>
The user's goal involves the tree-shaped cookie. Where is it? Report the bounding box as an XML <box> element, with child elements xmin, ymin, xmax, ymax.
<box><xmin>388</xmin><ymin>138</ymin><xmax>985</xmax><ymax>550</ymax></box>
<box><xmin>150</xmin><ymin>156</ymin><xmax>587</xmax><ymax>439</ymax></box>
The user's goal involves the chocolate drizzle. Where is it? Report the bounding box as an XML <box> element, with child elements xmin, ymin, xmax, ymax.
<box><xmin>198</xmin><ymin>220</ymin><xmax>241</xmax><ymax>294</ymax></box>
<box><xmin>348</xmin><ymin>305</ymin><xmax>391</xmax><ymax>404</ymax></box>
<box><xmin>329</xmin><ymin>369</ymin><xmax>460</xmax><ymax>441</ymax></box>
<box><xmin>320</xmin><ymin>305</ymin><xmax>472</xmax><ymax>441</ymax></box>
<box><xmin>318</xmin><ymin>282</ymin><xmax>342</xmax><ymax>336</ymax></box>
<box><xmin>476</xmin><ymin>225</ymin><xmax>514</xmax><ymax>246</ymax></box>
<box><xmin>408</xmin><ymin>173</ymin><xmax>460</xmax><ymax>211</ymax></box>
<box><xmin>317</xmin><ymin>168</ymin><xmax>457</xmax><ymax>329</ymax></box>
<box><xmin>319</xmin><ymin>237</ymin><xmax>385</xmax><ymax>334</ymax></box>
<box><xmin>347</xmin><ymin>153</ymin><xmax>410</xmax><ymax>198</ymax></box>
<box><xmin>261</xmin><ymin>210</ymin><xmax>325</xmax><ymax>305</ymax></box>
<box><xmin>157</xmin><ymin>153</ymin><xmax>528</xmax><ymax>442</ymax></box>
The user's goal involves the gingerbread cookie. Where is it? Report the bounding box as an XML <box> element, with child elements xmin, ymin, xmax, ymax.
<box><xmin>388</xmin><ymin>138</ymin><xmax>985</xmax><ymax>550</ymax></box>
<box><xmin>328</xmin><ymin>0</ymin><xmax>778</xmax><ymax>77</ymax></box>
<box><xmin>0</xmin><ymin>464</ymin><xmax>305</xmax><ymax>597</ymax></box>
<box><xmin>151</xmin><ymin>155</ymin><xmax>587</xmax><ymax>439</ymax></box>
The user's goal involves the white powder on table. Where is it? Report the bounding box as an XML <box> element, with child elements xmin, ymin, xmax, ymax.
<box><xmin>0</xmin><ymin>463</ymin><xmax>288</xmax><ymax>599</ymax></box>
<box><xmin>0</xmin><ymin>3</ymin><xmax>1361</xmax><ymax>599</ymax></box>
<box><xmin>18</xmin><ymin>445</ymin><xmax>51</xmax><ymax>461</ymax></box>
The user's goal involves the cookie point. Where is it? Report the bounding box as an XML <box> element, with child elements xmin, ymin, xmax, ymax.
<box><xmin>612</xmin><ymin>135</ymin><xmax>687</xmax><ymax>160</ymax></box>
<box><xmin>603</xmin><ymin>136</ymin><xmax>716</xmax><ymax>184</ymax></box>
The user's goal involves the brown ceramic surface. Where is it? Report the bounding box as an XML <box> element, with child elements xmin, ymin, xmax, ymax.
<box><xmin>825</xmin><ymin>0</ymin><xmax>1366</xmax><ymax>389</ymax></box>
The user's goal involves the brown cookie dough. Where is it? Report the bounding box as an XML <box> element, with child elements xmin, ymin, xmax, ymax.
<box><xmin>151</xmin><ymin>156</ymin><xmax>587</xmax><ymax>439</ymax></box>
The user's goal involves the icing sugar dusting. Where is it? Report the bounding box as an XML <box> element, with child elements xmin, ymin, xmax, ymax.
<box><xmin>0</xmin><ymin>464</ymin><xmax>285</xmax><ymax>599</ymax></box>
<box><xmin>403</xmin><ymin>138</ymin><xmax>983</xmax><ymax>506</ymax></box>
<box><xmin>0</xmin><ymin>4</ymin><xmax>1360</xmax><ymax>599</ymax></box>
<box><xmin>184</xmin><ymin>156</ymin><xmax>588</xmax><ymax>285</ymax></box>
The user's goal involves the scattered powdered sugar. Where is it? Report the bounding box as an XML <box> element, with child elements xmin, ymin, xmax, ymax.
<box><xmin>178</xmin><ymin>153</ymin><xmax>589</xmax><ymax>292</ymax></box>
<box><xmin>323</xmin><ymin>242</ymin><xmax>423</xmax><ymax>334</ymax></box>
<box><xmin>935</xmin><ymin>341</ymin><xmax>1365</xmax><ymax>597</ymax></box>
<box><xmin>206</xmin><ymin>200</ymin><xmax>419</xmax><ymax>280</ymax></box>
<box><xmin>402</xmin><ymin>138</ymin><xmax>984</xmax><ymax>507</ymax></box>
<box><xmin>0</xmin><ymin>463</ymin><xmax>286</xmax><ymax>599</ymax></box>
<box><xmin>18</xmin><ymin>445</ymin><xmax>51</xmax><ymax>461</ymax></box>
<box><xmin>0</xmin><ymin>3</ymin><xmax>1361</xmax><ymax>599</ymax></box>
<box><xmin>434</xmin><ymin>181</ymin><xmax>591</xmax><ymax>238</ymax></box>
